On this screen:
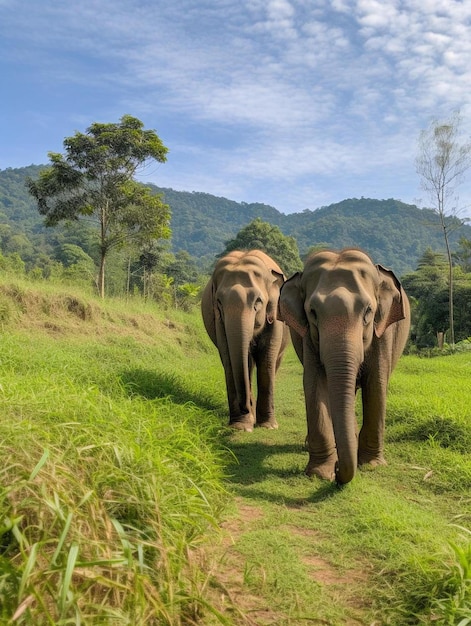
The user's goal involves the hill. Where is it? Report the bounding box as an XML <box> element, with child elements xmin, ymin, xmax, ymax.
<box><xmin>2</xmin><ymin>165</ymin><xmax>471</xmax><ymax>275</ymax></box>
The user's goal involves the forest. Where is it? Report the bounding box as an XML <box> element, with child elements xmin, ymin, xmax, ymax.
<box><xmin>1</xmin><ymin>164</ymin><xmax>471</xmax><ymax>348</ymax></box>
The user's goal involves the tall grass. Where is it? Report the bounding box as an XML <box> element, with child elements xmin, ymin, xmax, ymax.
<box><xmin>0</xmin><ymin>285</ymin><xmax>231</xmax><ymax>624</ymax></box>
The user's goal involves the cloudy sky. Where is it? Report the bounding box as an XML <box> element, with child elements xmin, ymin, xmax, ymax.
<box><xmin>2</xmin><ymin>0</ymin><xmax>471</xmax><ymax>215</ymax></box>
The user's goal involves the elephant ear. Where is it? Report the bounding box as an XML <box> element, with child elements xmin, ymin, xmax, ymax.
<box><xmin>278</xmin><ymin>272</ymin><xmax>308</xmax><ymax>337</ymax></box>
<box><xmin>374</xmin><ymin>264</ymin><xmax>406</xmax><ymax>338</ymax></box>
<box><xmin>266</xmin><ymin>269</ymin><xmax>285</xmax><ymax>324</ymax></box>
<box><xmin>201</xmin><ymin>279</ymin><xmax>217</xmax><ymax>342</ymax></box>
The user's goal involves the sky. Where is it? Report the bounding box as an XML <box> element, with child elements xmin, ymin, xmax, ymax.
<box><xmin>2</xmin><ymin>0</ymin><xmax>471</xmax><ymax>216</ymax></box>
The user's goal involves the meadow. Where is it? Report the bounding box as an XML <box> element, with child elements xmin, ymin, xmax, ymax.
<box><xmin>0</xmin><ymin>278</ymin><xmax>470</xmax><ymax>625</ymax></box>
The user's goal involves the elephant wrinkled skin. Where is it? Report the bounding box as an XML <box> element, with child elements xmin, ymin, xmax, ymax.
<box><xmin>279</xmin><ymin>248</ymin><xmax>410</xmax><ymax>484</ymax></box>
<box><xmin>202</xmin><ymin>250</ymin><xmax>290</xmax><ymax>431</ymax></box>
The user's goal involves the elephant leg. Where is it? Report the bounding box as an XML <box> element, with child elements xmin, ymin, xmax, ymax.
<box><xmin>304</xmin><ymin>367</ymin><xmax>337</xmax><ymax>480</ymax></box>
<box><xmin>358</xmin><ymin>370</ymin><xmax>388</xmax><ymax>467</ymax></box>
<box><xmin>223</xmin><ymin>358</ymin><xmax>255</xmax><ymax>432</ymax></box>
<box><xmin>253</xmin><ymin>329</ymin><xmax>285</xmax><ymax>428</ymax></box>
<box><xmin>254</xmin><ymin>359</ymin><xmax>278</xmax><ymax>428</ymax></box>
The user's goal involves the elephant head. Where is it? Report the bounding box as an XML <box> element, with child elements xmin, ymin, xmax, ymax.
<box><xmin>279</xmin><ymin>248</ymin><xmax>409</xmax><ymax>484</ymax></box>
<box><xmin>202</xmin><ymin>250</ymin><xmax>289</xmax><ymax>431</ymax></box>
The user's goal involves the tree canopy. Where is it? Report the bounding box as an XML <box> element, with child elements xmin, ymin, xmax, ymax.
<box><xmin>220</xmin><ymin>218</ymin><xmax>303</xmax><ymax>276</ymax></box>
<box><xmin>402</xmin><ymin>248</ymin><xmax>471</xmax><ymax>347</ymax></box>
<box><xmin>27</xmin><ymin>115</ymin><xmax>170</xmax><ymax>297</ymax></box>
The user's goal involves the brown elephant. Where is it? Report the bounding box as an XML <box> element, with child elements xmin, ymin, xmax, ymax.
<box><xmin>279</xmin><ymin>248</ymin><xmax>410</xmax><ymax>485</ymax></box>
<box><xmin>202</xmin><ymin>250</ymin><xmax>290</xmax><ymax>431</ymax></box>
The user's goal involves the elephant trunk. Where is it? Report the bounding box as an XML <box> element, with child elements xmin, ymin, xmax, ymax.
<box><xmin>323</xmin><ymin>342</ymin><xmax>362</xmax><ymax>485</ymax></box>
<box><xmin>225</xmin><ymin>312</ymin><xmax>254</xmax><ymax>421</ymax></box>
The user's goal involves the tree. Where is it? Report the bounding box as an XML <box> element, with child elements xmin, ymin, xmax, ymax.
<box><xmin>165</xmin><ymin>250</ymin><xmax>199</xmax><ymax>287</ymax></box>
<box><xmin>27</xmin><ymin>115</ymin><xmax>170</xmax><ymax>297</ymax></box>
<box><xmin>453</xmin><ymin>236</ymin><xmax>471</xmax><ymax>273</ymax></box>
<box><xmin>221</xmin><ymin>218</ymin><xmax>302</xmax><ymax>275</ymax></box>
<box><xmin>402</xmin><ymin>249</ymin><xmax>448</xmax><ymax>347</ymax></box>
<box><xmin>416</xmin><ymin>112</ymin><xmax>471</xmax><ymax>345</ymax></box>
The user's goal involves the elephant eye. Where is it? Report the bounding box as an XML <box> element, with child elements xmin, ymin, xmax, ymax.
<box><xmin>363</xmin><ymin>305</ymin><xmax>373</xmax><ymax>326</ymax></box>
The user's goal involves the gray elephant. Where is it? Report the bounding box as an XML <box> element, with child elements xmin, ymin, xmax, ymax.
<box><xmin>279</xmin><ymin>248</ymin><xmax>410</xmax><ymax>485</ymax></box>
<box><xmin>202</xmin><ymin>250</ymin><xmax>290</xmax><ymax>431</ymax></box>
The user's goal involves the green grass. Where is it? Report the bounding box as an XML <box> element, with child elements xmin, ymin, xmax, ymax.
<box><xmin>0</xmin><ymin>279</ymin><xmax>470</xmax><ymax>624</ymax></box>
<box><xmin>222</xmin><ymin>347</ymin><xmax>471</xmax><ymax>624</ymax></box>
<box><xmin>0</xmin><ymin>284</ymin><xmax>231</xmax><ymax>624</ymax></box>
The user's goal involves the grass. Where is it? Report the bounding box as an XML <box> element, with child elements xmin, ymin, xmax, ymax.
<box><xmin>222</xmin><ymin>347</ymin><xmax>471</xmax><ymax>624</ymax></box>
<box><xmin>0</xmin><ymin>277</ymin><xmax>470</xmax><ymax>624</ymax></box>
<box><xmin>0</xmin><ymin>282</ymin><xmax>231</xmax><ymax>624</ymax></box>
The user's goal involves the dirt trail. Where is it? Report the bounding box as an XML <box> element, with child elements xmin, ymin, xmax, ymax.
<box><xmin>207</xmin><ymin>498</ymin><xmax>371</xmax><ymax>626</ymax></box>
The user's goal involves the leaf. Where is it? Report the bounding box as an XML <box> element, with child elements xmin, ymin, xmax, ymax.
<box><xmin>28</xmin><ymin>449</ymin><xmax>49</xmax><ymax>481</ymax></box>
<box><xmin>59</xmin><ymin>542</ymin><xmax>79</xmax><ymax>614</ymax></box>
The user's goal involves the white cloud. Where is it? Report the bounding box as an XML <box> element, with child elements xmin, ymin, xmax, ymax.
<box><xmin>2</xmin><ymin>0</ymin><xmax>471</xmax><ymax>214</ymax></box>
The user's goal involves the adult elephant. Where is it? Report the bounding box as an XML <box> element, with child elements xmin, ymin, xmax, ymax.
<box><xmin>202</xmin><ymin>250</ymin><xmax>290</xmax><ymax>431</ymax></box>
<box><xmin>279</xmin><ymin>248</ymin><xmax>410</xmax><ymax>485</ymax></box>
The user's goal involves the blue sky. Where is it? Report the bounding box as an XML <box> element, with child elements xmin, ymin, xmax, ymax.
<box><xmin>2</xmin><ymin>0</ymin><xmax>471</xmax><ymax>216</ymax></box>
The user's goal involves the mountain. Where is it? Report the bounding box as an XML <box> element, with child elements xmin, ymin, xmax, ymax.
<box><xmin>152</xmin><ymin>187</ymin><xmax>471</xmax><ymax>276</ymax></box>
<box><xmin>1</xmin><ymin>165</ymin><xmax>471</xmax><ymax>276</ymax></box>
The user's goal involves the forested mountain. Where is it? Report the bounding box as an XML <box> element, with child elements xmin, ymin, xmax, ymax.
<box><xmin>151</xmin><ymin>187</ymin><xmax>471</xmax><ymax>276</ymax></box>
<box><xmin>2</xmin><ymin>165</ymin><xmax>471</xmax><ymax>276</ymax></box>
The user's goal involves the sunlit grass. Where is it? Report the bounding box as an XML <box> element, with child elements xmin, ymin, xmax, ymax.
<box><xmin>223</xmin><ymin>345</ymin><xmax>471</xmax><ymax>624</ymax></box>
<box><xmin>0</xmin><ymin>321</ymin><xmax>230</xmax><ymax>624</ymax></box>
<box><xmin>0</xmin><ymin>279</ymin><xmax>470</xmax><ymax>624</ymax></box>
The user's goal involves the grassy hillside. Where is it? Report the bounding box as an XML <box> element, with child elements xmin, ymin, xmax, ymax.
<box><xmin>0</xmin><ymin>278</ymin><xmax>470</xmax><ymax>624</ymax></box>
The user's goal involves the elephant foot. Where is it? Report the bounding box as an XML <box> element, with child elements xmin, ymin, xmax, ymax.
<box><xmin>229</xmin><ymin>416</ymin><xmax>255</xmax><ymax>432</ymax></box>
<box><xmin>358</xmin><ymin>452</ymin><xmax>387</xmax><ymax>468</ymax></box>
<box><xmin>255</xmin><ymin>419</ymin><xmax>279</xmax><ymax>430</ymax></box>
<box><xmin>305</xmin><ymin>456</ymin><xmax>337</xmax><ymax>481</ymax></box>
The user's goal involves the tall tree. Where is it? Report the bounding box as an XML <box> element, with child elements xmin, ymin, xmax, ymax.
<box><xmin>416</xmin><ymin>112</ymin><xmax>471</xmax><ymax>345</ymax></box>
<box><xmin>221</xmin><ymin>218</ymin><xmax>302</xmax><ymax>275</ymax></box>
<box><xmin>27</xmin><ymin>115</ymin><xmax>170</xmax><ymax>297</ymax></box>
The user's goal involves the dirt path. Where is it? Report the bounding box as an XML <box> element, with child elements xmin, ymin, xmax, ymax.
<box><xmin>207</xmin><ymin>498</ymin><xmax>372</xmax><ymax>626</ymax></box>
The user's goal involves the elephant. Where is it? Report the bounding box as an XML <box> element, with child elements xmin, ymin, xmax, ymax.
<box><xmin>202</xmin><ymin>249</ymin><xmax>290</xmax><ymax>431</ymax></box>
<box><xmin>279</xmin><ymin>248</ymin><xmax>410</xmax><ymax>485</ymax></box>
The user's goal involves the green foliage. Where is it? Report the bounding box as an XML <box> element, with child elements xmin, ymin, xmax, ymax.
<box><xmin>220</xmin><ymin>217</ymin><xmax>303</xmax><ymax>275</ymax></box>
<box><xmin>430</xmin><ymin>528</ymin><xmax>471</xmax><ymax>625</ymax></box>
<box><xmin>155</xmin><ymin>191</ymin><xmax>471</xmax><ymax>276</ymax></box>
<box><xmin>0</xmin><ymin>251</ymin><xmax>26</xmax><ymax>275</ymax></box>
<box><xmin>3</xmin><ymin>166</ymin><xmax>471</xmax><ymax>279</ymax></box>
<box><xmin>26</xmin><ymin>116</ymin><xmax>170</xmax><ymax>297</ymax></box>
<box><xmin>453</xmin><ymin>236</ymin><xmax>471</xmax><ymax>273</ymax></box>
<box><xmin>416</xmin><ymin>113</ymin><xmax>471</xmax><ymax>346</ymax></box>
<box><xmin>403</xmin><ymin>248</ymin><xmax>471</xmax><ymax>347</ymax></box>
<box><xmin>155</xmin><ymin>187</ymin><xmax>283</xmax><ymax>267</ymax></box>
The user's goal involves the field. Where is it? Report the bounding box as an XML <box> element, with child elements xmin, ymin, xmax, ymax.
<box><xmin>0</xmin><ymin>279</ymin><xmax>470</xmax><ymax>625</ymax></box>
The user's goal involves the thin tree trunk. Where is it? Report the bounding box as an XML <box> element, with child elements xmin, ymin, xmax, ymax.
<box><xmin>99</xmin><ymin>202</ymin><xmax>107</xmax><ymax>299</ymax></box>
<box><xmin>444</xmin><ymin>226</ymin><xmax>455</xmax><ymax>346</ymax></box>
<box><xmin>439</xmin><ymin>192</ymin><xmax>455</xmax><ymax>347</ymax></box>
<box><xmin>99</xmin><ymin>252</ymin><xmax>106</xmax><ymax>299</ymax></box>
<box><xmin>126</xmin><ymin>257</ymin><xmax>131</xmax><ymax>301</ymax></box>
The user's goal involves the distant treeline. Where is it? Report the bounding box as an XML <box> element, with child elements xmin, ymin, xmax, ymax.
<box><xmin>2</xmin><ymin>165</ymin><xmax>471</xmax><ymax>277</ymax></box>
<box><xmin>1</xmin><ymin>165</ymin><xmax>471</xmax><ymax>348</ymax></box>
